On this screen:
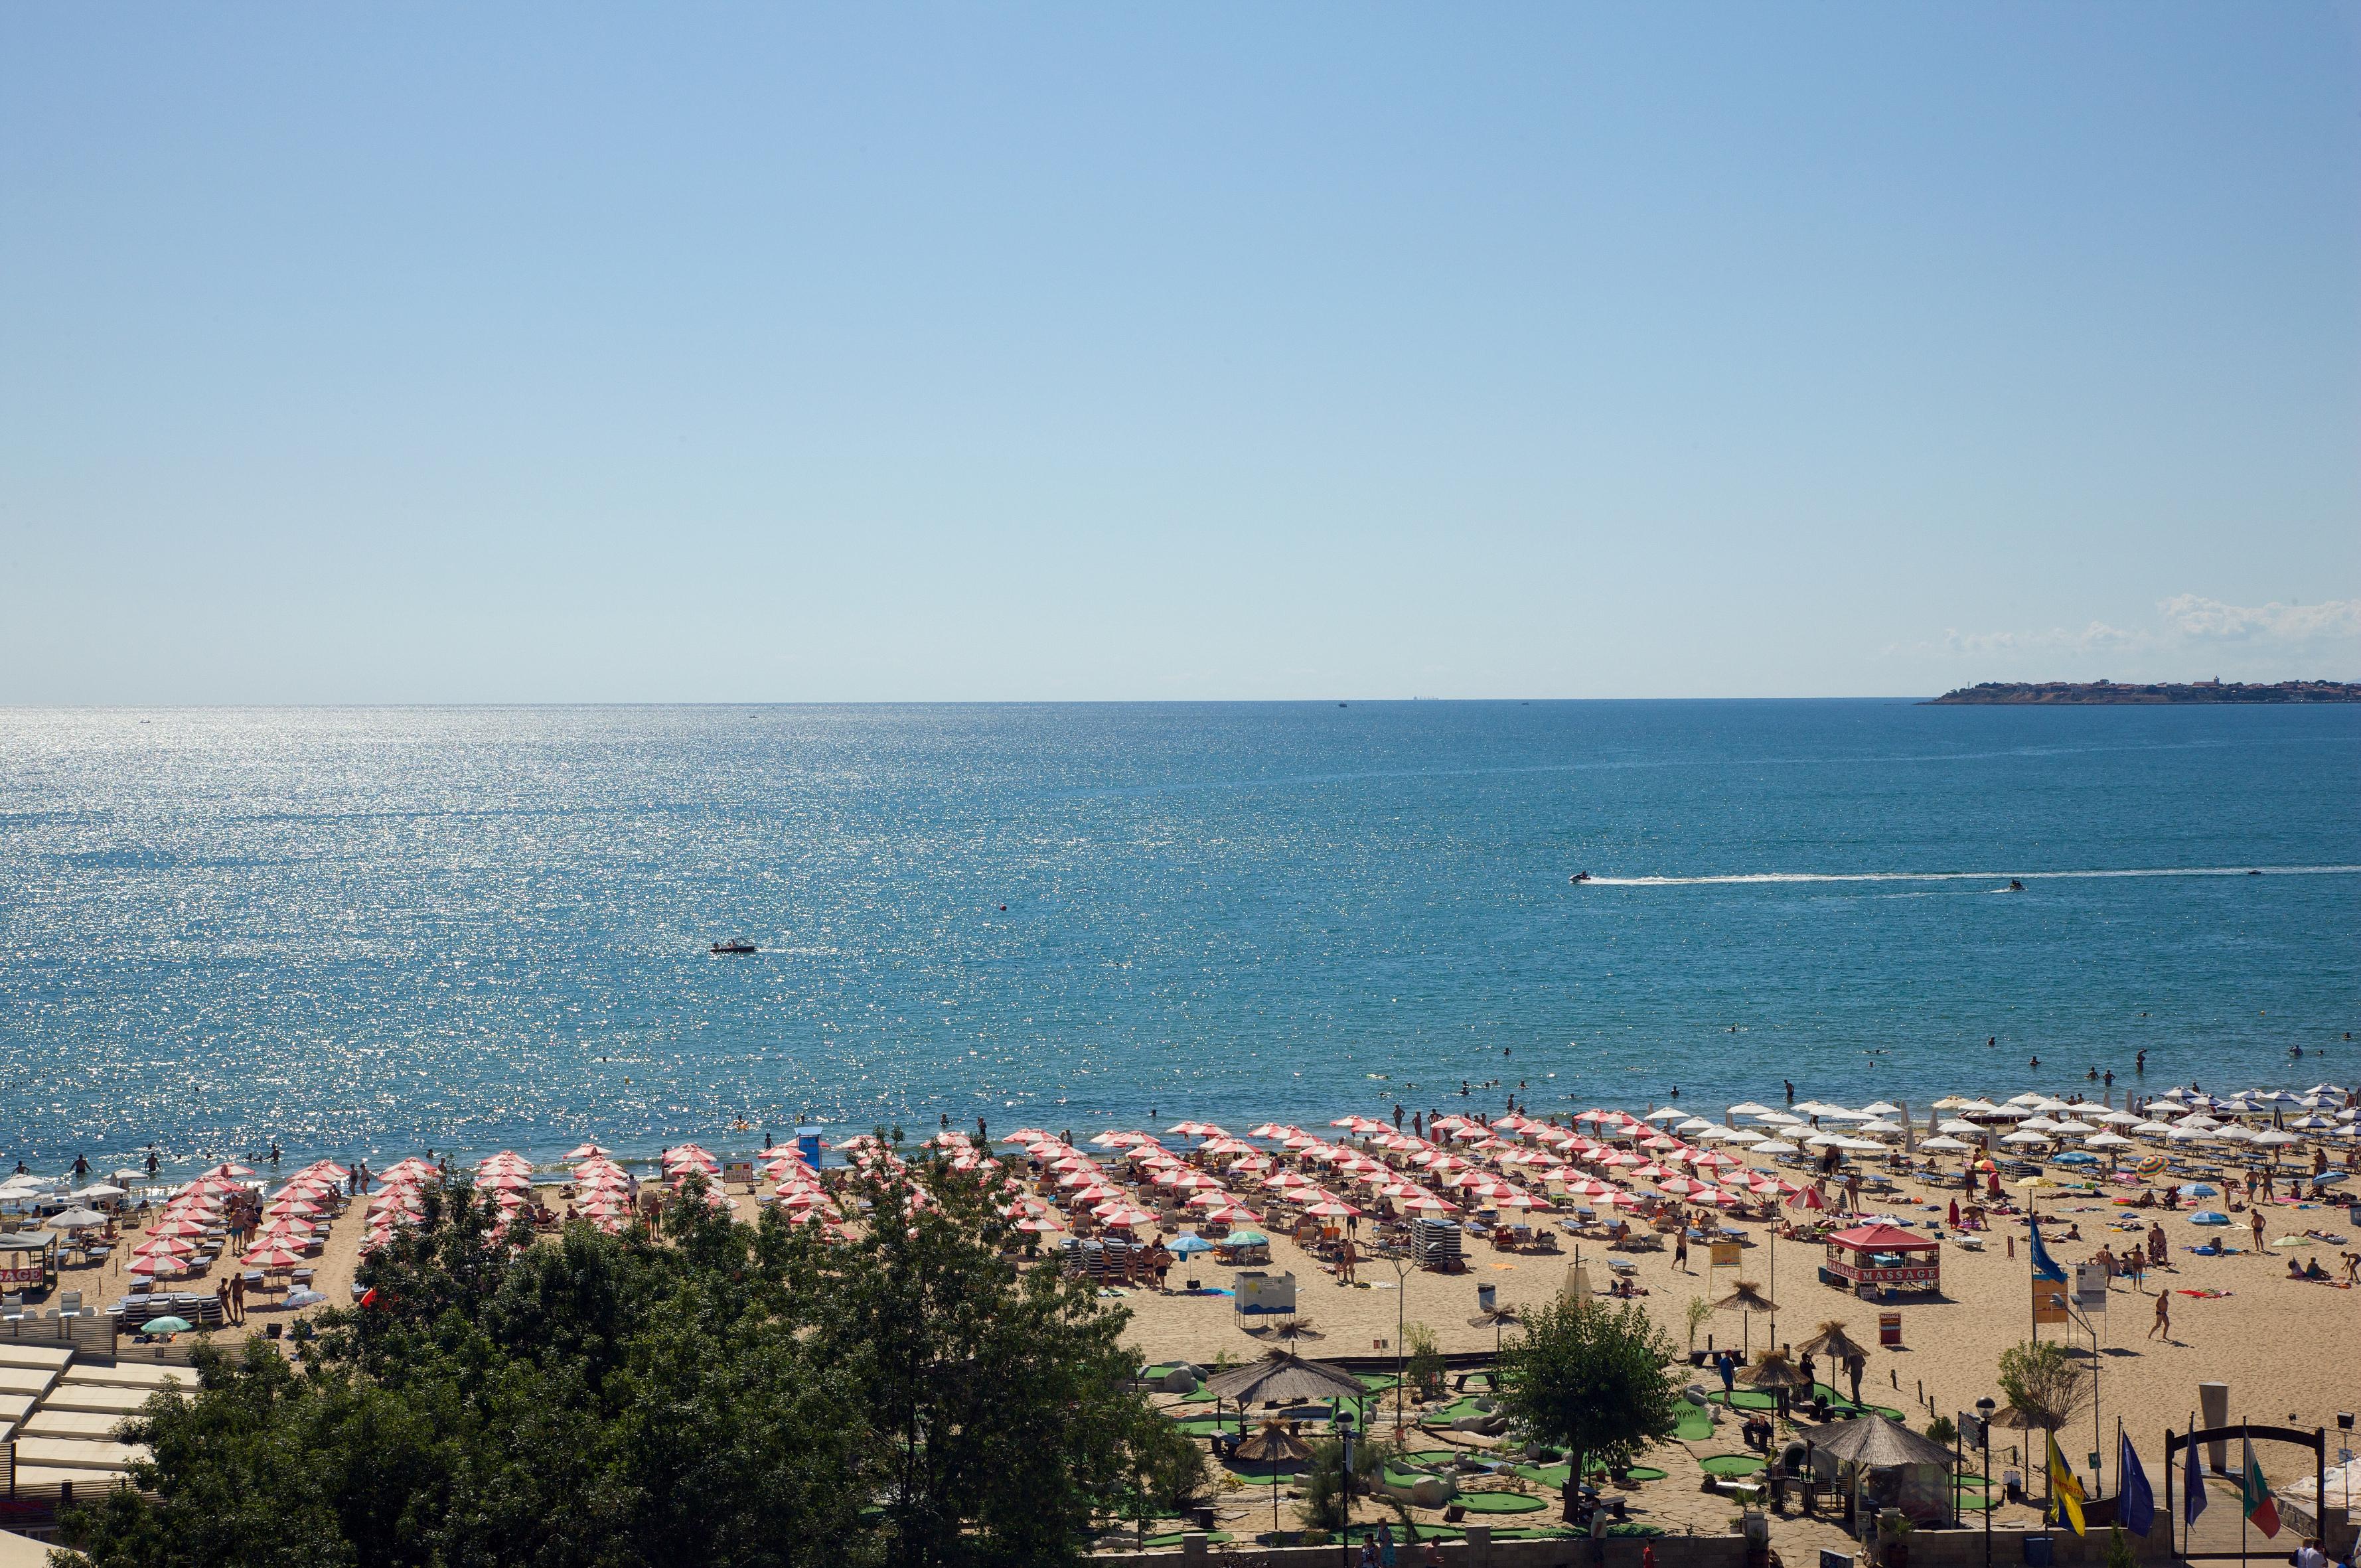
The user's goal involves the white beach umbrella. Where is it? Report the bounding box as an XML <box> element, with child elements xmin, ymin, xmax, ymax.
<box><xmin>1754</xmin><ymin>1110</ymin><xmax>1805</xmax><ymax>1125</ymax></box>
<box><xmin>1919</xmin><ymin>1137</ymin><xmax>1974</xmax><ymax>1153</ymax></box>
<box><xmin>2084</xmin><ymin>1132</ymin><xmax>2134</xmax><ymax>1149</ymax></box>
<box><xmin>1999</xmin><ymin>1129</ymin><xmax>2051</xmax><ymax>1146</ymax></box>
<box><xmin>1676</xmin><ymin>1118</ymin><xmax>1716</xmax><ymax>1133</ymax></box>
<box><xmin>2131</xmin><ymin>1121</ymin><xmax>2176</xmax><ymax>1136</ymax></box>
<box><xmin>72</xmin><ymin>1183</ymin><xmax>127</xmax><ymax>1199</ymax></box>
<box><xmin>2166</xmin><ymin>1125</ymin><xmax>2215</xmax><ymax>1142</ymax></box>
<box><xmin>1728</xmin><ymin>1102</ymin><xmax>1775</xmax><ymax>1117</ymax></box>
<box><xmin>1856</xmin><ymin>1120</ymin><xmax>1906</xmax><ymax>1136</ymax></box>
<box><xmin>1752</xmin><ymin>1140</ymin><xmax>1800</xmax><ymax>1155</ymax></box>
<box><xmin>2006</xmin><ymin>1094</ymin><xmax>2045</xmax><ymax>1107</ymax></box>
<box><xmin>2098</xmin><ymin>1110</ymin><xmax>2143</xmax><ymax>1125</ymax></box>
<box><xmin>2215</xmin><ymin>1125</ymin><xmax>2257</xmax><ymax>1143</ymax></box>
<box><xmin>1860</xmin><ymin>1102</ymin><xmax>1903</xmax><ymax>1117</ymax></box>
<box><xmin>1938</xmin><ymin>1119</ymin><xmax>1983</xmax><ymax>1135</ymax></box>
<box><xmin>1701</xmin><ymin>1125</ymin><xmax>1765</xmax><ymax>1143</ymax></box>
<box><xmin>1837</xmin><ymin>1138</ymin><xmax>1888</xmax><ymax>1153</ymax></box>
<box><xmin>2249</xmin><ymin>1129</ymin><xmax>2299</xmax><ymax>1147</ymax></box>
<box><xmin>2050</xmin><ymin>1119</ymin><xmax>2098</xmax><ymax>1135</ymax></box>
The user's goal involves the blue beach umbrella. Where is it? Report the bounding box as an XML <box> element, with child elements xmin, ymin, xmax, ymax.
<box><xmin>2176</xmin><ymin>1183</ymin><xmax>2218</xmax><ymax>1198</ymax></box>
<box><xmin>1168</xmin><ymin>1234</ymin><xmax>1215</xmax><ymax>1255</ymax></box>
<box><xmin>2188</xmin><ymin>1211</ymin><xmax>2230</xmax><ymax>1227</ymax></box>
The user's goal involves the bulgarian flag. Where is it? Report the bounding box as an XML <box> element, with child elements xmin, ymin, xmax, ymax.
<box><xmin>2239</xmin><ymin>1437</ymin><xmax>2280</xmax><ymax>1538</ymax></box>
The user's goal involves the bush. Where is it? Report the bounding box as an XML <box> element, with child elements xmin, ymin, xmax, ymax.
<box><xmin>1405</xmin><ymin>1322</ymin><xmax>1446</xmax><ymax>1400</ymax></box>
<box><xmin>1926</xmin><ymin>1414</ymin><xmax>1957</xmax><ymax>1446</ymax></box>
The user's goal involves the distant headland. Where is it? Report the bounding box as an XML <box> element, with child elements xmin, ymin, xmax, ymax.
<box><xmin>1927</xmin><ymin>678</ymin><xmax>2361</xmax><ymax>705</ymax></box>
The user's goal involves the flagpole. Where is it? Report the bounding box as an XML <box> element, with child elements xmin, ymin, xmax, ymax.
<box><xmin>2240</xmin><ymin>1427</ymin><xmax>2248</xmax><ymax>1568</ymax></box>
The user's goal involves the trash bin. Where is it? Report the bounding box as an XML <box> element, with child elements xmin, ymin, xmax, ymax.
<box><xmin>2022</xmin><ymin>1535</ymin><xmax>2054</xmax><ymax>1566</ymax></box>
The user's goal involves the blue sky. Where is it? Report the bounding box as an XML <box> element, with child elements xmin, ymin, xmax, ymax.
<box><xmin>3</xmin><ymin>5</ymin><xmax>2355</xmax><ymax>701</ymax></box>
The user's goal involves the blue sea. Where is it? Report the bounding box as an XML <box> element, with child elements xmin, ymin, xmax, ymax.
<box><xmin>1</xmin><ymin>702</ymin><xmax>2355</xmax><ymax>1173</ymax></box>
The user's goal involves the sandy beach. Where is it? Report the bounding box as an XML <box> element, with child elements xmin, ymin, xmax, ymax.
<box><xmin>21</xmin><ymin>1094</ymin><xmax>2356</xmax><ymax>1553</ymax></box>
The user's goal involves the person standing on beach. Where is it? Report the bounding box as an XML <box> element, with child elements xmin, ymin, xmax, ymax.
<box><xmin>2249</xmin><ymin>1210</ymin><xmax>2265</xmax><ymax>1252</ymax></box>
<box><xmin>1674</xmin><ymin>1229</ymin><xmax>1689</xmax><ymax>1271</ymax></box>
<box><xmin>2149</xmin><ymin>1291</ymin><xmax>2170</xmax><ymax>1341</ymax></box>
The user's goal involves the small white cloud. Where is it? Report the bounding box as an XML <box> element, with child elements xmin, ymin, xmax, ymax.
<box><xmin>1940</xmin><ymin>621</ymin><xmax>2135</xmax><ymax>656</ymax></box>
<box><xmin>1890</xmin><ymin>592</ymin><xmax>2359</xmax><ymax>674</ymax></box>
<box><xmin>2155</xmin><ymin>595</ymin><xmax>2361</xmax><ymax>642</ymax></box>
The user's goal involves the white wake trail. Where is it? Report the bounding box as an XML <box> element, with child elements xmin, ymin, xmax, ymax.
<box><xmin>1578</xmin><ymin>865</ymin><xmax>2361</xmax><ymax>887</ymax></box>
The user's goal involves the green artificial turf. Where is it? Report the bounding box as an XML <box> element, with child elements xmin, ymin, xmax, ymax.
<box><xmin>1706</xmin><ymin>1390</ymin><xmax>1778</xmax><ymax>1411</ymax></box>
<box><xmin>1142</xmin><ymin>1531</ymin><xmax>1233</xmax><ymax>1547</ymax></box>
<box><xmin>1700</xmin><ymin>1454</ymin><xmax>1766</xmax><ymax>1476</ymax></box>
<box><xmin>1675</xmin><ymin>1404</ymin><xmax>1718</xmax><ymax>1441</ymax></box>
<box><xmin>1454</xmin><ymin>1490</ymin><xmax>1547</xmax><ymax>1514</ymax></box>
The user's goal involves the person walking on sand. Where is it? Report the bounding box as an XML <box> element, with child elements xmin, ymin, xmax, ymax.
<box><xmin>1337</xmin><ymin>1235</ymin><xmax>1357</xmax><ymax>1285</ymax></box>
<box><xmin>2249</xmin><ymin>1210</ymin><xmax>2265</xmax><ymax>1253</ymax></box>
<box><xmin>1675</xmin><ymin>1228</ymin><xmax>1690</xmax><ymax>1271</ymax></box>
<box><xmin>2149</xmin><ymin>1291</ymin><xmax>2170</xmax><ymax>1341</ymax></box>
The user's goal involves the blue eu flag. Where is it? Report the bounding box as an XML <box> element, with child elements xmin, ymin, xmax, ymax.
<box><xmin>2117</xmin><ymin>1430</ymin><xmax>2155</xmax><ymax>1536</ymax></box>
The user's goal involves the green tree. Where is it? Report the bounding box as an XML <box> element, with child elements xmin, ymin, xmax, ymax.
<box><xmin>1296</xmin><ymin>1434</ymin><xmax>1387</xmax><ymax>1534</ymax></box>
<box><xmin>1493</xmin><ymin>1297</ymin><xmax>1681</xmax><ymax>1523</ymax></box>
<box><xmin>1995</xmin><ymin>1340</ymin><xmax>2091</xmax><ymax>1437</ymax></box>
<box><xmin>61</xmin><ymin>1170</ymin><xmax>1164</xmax><ymax>1568</ymax></box>
<box><xmin>798</xmin><ymin>1166</ymin><xmax>1155</xmax><ymax>1568</ymax></box>
<box><xmin>1683</xmin><ymin>1296</ymin><xmax>1713</xmax><ymax>1352</ymax></box>
<box><xmin>1403</xmin><ymin>1322</ymin><xmax>1445</xmax><ymax>1402</ymax></box>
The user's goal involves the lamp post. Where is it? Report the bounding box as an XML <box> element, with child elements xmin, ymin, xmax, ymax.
<box><xmin>1336</xmin><ymin>1405</ymin><xmax>1357</xmax><ymax>1540</ymax></box>
<box><xmin>1976</xmin><ymin>1397</ymin><xmax>1996</xmax><ymax>1568</ymax></box>
<box><xmin>1391</xmin><ymin>1254</ymin><xmax>1410</xmax><ymax>1439</ymax></box>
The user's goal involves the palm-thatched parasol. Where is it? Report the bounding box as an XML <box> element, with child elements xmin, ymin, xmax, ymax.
<box><xmin>1249</xmin><ymin>1314</ymin><xmax>1324</xmax><ymax>1343</ymax></box>
<box><xmin>1793</xmin><ymin>1319</ymin><xmax>1869</xmax><ymax>1364</ymax></box>
<box><xmin>1738</xmin><ymin>1349</ymin><xmax>1809</xmax><ymax>1392</ymax></box>
<box><xmin>1235</xmin><ymin>1418</ymin><xmax>1316</xmax><ymax>1535</ymax></box>
<box><xmin>1805</xmin><ymin>1414</ymin><xmax>1955</xmax><ymax>1469</ymax></box>
<box><xmin>1468</xmin><ymin>1299</ymin><xmax>1522</xmax><ymax>1354</ymax></box>
<box><xmin>1713</xmin><ymin>1279</ymin><xmax>1778</xmax><ymax>1355</ymax></box>
<box><xmin>1203</xmin><ymin>1349</ymin><xmax>1368</xmax><ymax>1409</ymax></box>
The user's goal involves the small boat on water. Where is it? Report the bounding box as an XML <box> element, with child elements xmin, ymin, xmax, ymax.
<box><xmin>1569</xmin><ymin>872</ymin><xmax>1592</xmax><ymax>884</ymax></box>
<box><xmin>709</xmin><ymin>941</ymin><xmax>757</xmax><ymax>956</ymax></box>
<box><xmin>2005</xmin><ymin>879</ymin><xmax>2024</xmax><ymax>891</ymax></box>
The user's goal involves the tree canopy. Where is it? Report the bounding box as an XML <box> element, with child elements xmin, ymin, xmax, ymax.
<box><xmin>61</xmin><ymin>1164</ymin><xmax>1169</xmax><ymax>1568</ymax></box>
<box><xmin>1996</xmin><ymin>1339</ymin><xmax>2092</xmax><ymax>1435</ymax></box>
<box><xmin>1492</xmin><ymin>1297</ymin><xmax>1681</xmax><ymax>1521</ymax></box>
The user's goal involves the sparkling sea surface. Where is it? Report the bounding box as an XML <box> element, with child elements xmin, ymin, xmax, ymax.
<box><xmin>1</xmin><ymin>701</ymin><xmax>2355</xmax><ymax>1173</ymax></box>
